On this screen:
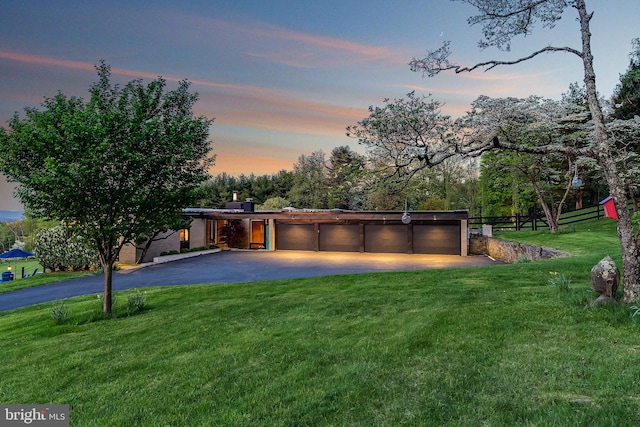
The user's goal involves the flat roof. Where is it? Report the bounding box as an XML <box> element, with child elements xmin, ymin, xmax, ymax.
<box><xmin>183</xmin><ymin>208</ymin><xmax>468</xmax><ymax>221</ymax></box>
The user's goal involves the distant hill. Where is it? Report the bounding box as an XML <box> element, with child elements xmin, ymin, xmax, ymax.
<box><xmin>0</xmin><ymin>211</ymin><xmax>24</xmax><ymax>223</ymax></box>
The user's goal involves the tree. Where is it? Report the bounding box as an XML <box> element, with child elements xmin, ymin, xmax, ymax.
<box><xmin>256</xmin><ymin>197</ymin><xmax>290</xmax><ymax>211</ymax></box>
<box><xmin>34</xmin><ymin>224</ymin><xmax>98</xmax><ymax>272</ymax></box>
<box><xmin>480</xmin><ymin>151</ymin><xmax>536</xmax><ymax>217</ymax></box>
<box><xmin>288</xmin><ymin>151</ymin><xmax>329</xmax><ymax>209</ymax></box>
<box><xmin>611</xmin><ymin>38</ymin><xmax>640</xmax><ymax>120</ymax></box>
<box><xmin>467</xmin><ymin>95</ymin><xmax>587</xmax><ymax>232</ymax></box>
<box><xmin>218</xmin><ymin>219</ymin><xmax>246</xmax><ymax>248</ymax></box>
<box><xmin>346</xmin><ymin>92</ymin><xmax>457</xmax><ymax>183</ymax></box>
<box><xmin>0</xmin><ymin>63</ymin><xmax>214</xmax><ymax>314</ymax></box>
<box><xmin>197</xmin><ymin>170</ymin><xmax>294</xmax><ymax>208</ymax></box>
<box><xmin>327</xmin><ymin>146</ymin><xmax>366</xmax><ymax>210</ymax></box>
<box><xmin>407</xmin><ymin>0</ymin><xmax>640</xmax><ymax>303</ymax></box>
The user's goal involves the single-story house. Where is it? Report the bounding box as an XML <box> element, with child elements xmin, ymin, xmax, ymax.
<box><xmin>119</xmin><ymin>200</ymin><xmax>469</xmax><ymax>264</ymax></box>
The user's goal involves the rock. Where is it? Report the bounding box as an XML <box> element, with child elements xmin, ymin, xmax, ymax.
<box><xmin>591</xmin><ymin>256</ymin><xmax>620</xmax><ymax>299</ymax></box>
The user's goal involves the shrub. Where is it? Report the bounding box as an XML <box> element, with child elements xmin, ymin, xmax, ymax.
<box><xmin>160</xmin><ymin>250</ymin><xmax>180</xmax><ymax>256</ymax></box>
<box><xmin>34</xmin><ymin>225</ymin><xmax>98</xmax><ymax>272</ymax></box>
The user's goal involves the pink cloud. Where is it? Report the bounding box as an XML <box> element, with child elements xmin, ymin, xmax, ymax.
<box><xmin>173</xmin><ymin>14</ymin><xmax>409</xmax><ymax>68</ymax></box>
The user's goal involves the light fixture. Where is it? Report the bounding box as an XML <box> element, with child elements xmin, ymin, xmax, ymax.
<box><xmin>571</xmin><ymin>164</ymin><xmax>583</xmax><ymax>189</ymax></box>
<box><xmin>401</xmin><ymin>199</ymin><xmax>411</xmax><ymax>224</ymax></box>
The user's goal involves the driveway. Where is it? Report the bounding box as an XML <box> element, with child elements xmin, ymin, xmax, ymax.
<box><xmin>0</xmin><ymin>250</ymin><xmax>501</xmax><ymax>313</ymax></box>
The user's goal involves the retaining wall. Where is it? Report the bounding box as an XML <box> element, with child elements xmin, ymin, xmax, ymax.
<box><xmin>469</xmin><ymin>235</ymin><xmax>567</xmax><ymax>263</ymax></box>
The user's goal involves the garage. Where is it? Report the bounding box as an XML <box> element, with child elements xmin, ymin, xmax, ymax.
<box><xmin>275</xmin><ymin>223</ymin><xmax>316</xmax><ymax>251</ymax></box>
<box><xmin>364</xmin><ymin>224</ymin><xmax>407</xmax><ymax>253</ymax></box>
<box><xmin>319</xmin><ymin>224</ymin><xmax>360</xmax><ymax>252</ymax></box>
<box><xmin>187</xmin><ymin>209</ymin><xmax>469</xmax><ymax>256</ymax></box>
<box><xmin>412</xmin><ymin>222</ymin><xmax>461</xmax><ymax>255</ymax></box>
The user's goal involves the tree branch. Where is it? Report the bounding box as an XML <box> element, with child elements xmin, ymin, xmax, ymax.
<box><xmin>410</xmin><ymin>44</ymin><xmax>582</xmax><ymax>77</ymax></box>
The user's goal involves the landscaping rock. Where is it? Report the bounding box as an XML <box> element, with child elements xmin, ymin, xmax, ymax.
<box><xmin>590</xmin><ymin>256</ymin><xmax>619</xmax><ymax>305</ymax></box>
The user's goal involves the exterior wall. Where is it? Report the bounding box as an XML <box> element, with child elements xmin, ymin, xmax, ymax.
<box><xmin>461</xmin><ymin>219</ymin><xmax>468</xmax><ymax>256</ymax></box>
<box><xmin>189</xmin><ymin>218</ymin><xmax>207</xmax><ymax>248</ymax></box>
<box><xmin>121</xmin><ymin>210</ymin><xmax>468</xmax><ymax>264</ymax></box>
<box><xmin>119</xmin><ymin>231</ymin><xmax>180</xmax><ymax>264</ymax></box>
<box><xmin>267</xmin><ymin>219</ymin><xmax>276</xmax><ymax>250</ymax></box>
<box><xmin>144</xmin><ymin>231</ymin><xmax>180</xmax><ymax>262</ymax></box>
<box><xmin>118</xmin><ymin>242</ymin><xmax>137</xmax><ymax>264</ymax></box>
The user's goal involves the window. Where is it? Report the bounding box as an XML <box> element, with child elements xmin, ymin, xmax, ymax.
<box><xmin>206</xmin><ymin>220</ymin><xmax>217</xmax><ymax>245</ymax></box>
<box><xmin>179</xmin><ymin>228</ymin><xmax>189</xmax><ymax>242</ymax></box>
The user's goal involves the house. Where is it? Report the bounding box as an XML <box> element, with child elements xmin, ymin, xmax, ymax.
<box><xmin>118</xmin><ymin>198</ymin><xmax>469</xmax><ymax>264</ymax></box>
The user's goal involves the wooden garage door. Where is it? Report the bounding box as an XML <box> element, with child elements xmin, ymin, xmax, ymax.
<box><xmin>276</xmin><ymin>224</ymin><xmax>316</xmax><ymax>251</ymax></box>
<box><xmin>364</xmin><ymin>224</ymin><xmax>408</xmax><ymax>253</ymax></box>
<box><xmin>412</xmin><ymin>222</ymin><xmax>461</xmax><ymax>255</ymax></box>
<box><xmin>319</xmin><ymin>224</ymin><xmax>360</xmax><ymax>252</ymax></box>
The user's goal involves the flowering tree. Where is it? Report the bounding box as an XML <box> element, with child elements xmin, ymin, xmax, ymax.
<box><xmin>407</xmin><ymin>0</ymin><xmax>640</xmax><ymax>303</ymax></box>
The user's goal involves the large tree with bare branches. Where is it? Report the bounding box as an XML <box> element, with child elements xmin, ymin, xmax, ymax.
<box><xmin>407</xmin><ymin>0</ymin><xmax>639</xmax><ymax>303</ymax></box>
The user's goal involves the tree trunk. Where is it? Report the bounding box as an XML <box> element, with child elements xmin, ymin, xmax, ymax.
<box><xmin>102</xmin><ymin>261</ymin><xmax>113</xmax><ymax>315</ymax></box>
<box><xmin>98</xmin><ymin>243</ymin><xmax>115</xmax><ymax>315</ymax></box>
<box><xmin>575</xmin><ymin>192</ymin><xmax>583</xmax><ymax>210</ymax></box>
<box><xmin>532</xmin><ymin>182</ymin><xmax>559</xmax><ymax>233</ymax></box>
<box><xmin>577</xmin><ymin>0</ymin><xmax>640</xmax><ymax>303</ymax></box>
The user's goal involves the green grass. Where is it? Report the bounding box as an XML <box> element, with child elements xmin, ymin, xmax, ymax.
<box><xmin>0</xmin><ymin>258</ymin><xmax>93</xmax><ymax>293</ymax></box>
<box><xmin>2</xmin><ymin>218</ymin><xmax>640</xmax><ymax>426</ymax></box>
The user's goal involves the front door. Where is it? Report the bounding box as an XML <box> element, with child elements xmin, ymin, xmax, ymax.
<box><xmin>250</xmin><ymin>220</ymin><xmax>266</xmax><ymax>249</ymax></box>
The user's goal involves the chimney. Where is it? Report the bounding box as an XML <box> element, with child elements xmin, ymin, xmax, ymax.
<box><xmin>242</xmin><ymin>198</ymin><xmax>255</xmax><ymax>212</ymax></box>
<box><xmin>225</xmin><ymin>191</ymin><xmax>243</xmax><ymax>210</ymax></box>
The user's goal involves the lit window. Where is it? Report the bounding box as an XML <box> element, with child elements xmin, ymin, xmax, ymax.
<box><xmin>179</xmin><ymin>228</ymin><xmax>189</xmax><ymax>242</ymax></box>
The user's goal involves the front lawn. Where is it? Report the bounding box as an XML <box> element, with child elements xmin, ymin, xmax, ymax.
<box><xmin>1</xmin><ymin>218</ymin><xmax>639</xmax><ymax>426</ymax></box>
<box><xmin>0</xmin><ymin>258</ymin><xmax>93</xmax><ymax>293</ymax></box>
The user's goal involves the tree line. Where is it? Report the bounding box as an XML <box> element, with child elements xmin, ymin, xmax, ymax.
<box><xmin>197</xmin><ymin>146</ymin><xmax>482</xmax><ymax>215</ymax></box>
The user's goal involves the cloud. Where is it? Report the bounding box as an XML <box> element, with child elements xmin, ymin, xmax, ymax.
<box><xmin>173</xmin><ymin>14</ymin><xmax>409</xmax><ymax>68</ymax></box>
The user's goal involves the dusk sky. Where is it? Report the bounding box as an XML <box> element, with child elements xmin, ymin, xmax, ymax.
<box><xmin>1</xmin><ymin>0</ymin><xmax>639</xmax><ymax>210</ymax></box>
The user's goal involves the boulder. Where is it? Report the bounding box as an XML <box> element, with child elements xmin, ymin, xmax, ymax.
<box><xmin>590</xmin><ymin>256</ymin><xmax>620</xmax><ymax>304</ymax></box>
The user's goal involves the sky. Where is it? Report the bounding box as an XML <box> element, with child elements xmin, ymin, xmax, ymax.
<box><xmin>0</xmin><ymin>0</ymin><xmax>639</xmax><ymax>210</ymax></box>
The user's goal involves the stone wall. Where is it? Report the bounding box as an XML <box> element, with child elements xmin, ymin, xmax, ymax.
<box><xmin>469</xmin><ymin>235</ymin><xmax>567</xmax><ymax>263</ymax></box>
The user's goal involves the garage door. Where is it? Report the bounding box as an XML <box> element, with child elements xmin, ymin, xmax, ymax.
<box><xmin>319</xmin><ymin>224</ymin><xmax>360</xmax><ymax>252</ymax></box>
<box><xmin>413</xmin><ymin>222</ymin><xmax>461</xmax><ymax>255</ymax></box>
<box><xmin>276</xmin><ymin>224</ymin><xmax>316</xmax><ymax>251</ymax></box>
<box><xmin>364</xmin><ymin>224</ymin><xmax>408</xmax><ymax>253</ymax></box>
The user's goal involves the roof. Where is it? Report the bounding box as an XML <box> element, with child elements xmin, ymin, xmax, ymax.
<box><xmin>182</xmin><ymin>208</ymin><xmax>468</xmax><ymax>222</ymax></box>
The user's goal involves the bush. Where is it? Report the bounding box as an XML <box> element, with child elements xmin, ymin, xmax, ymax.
<box><xmin>160</xmin><ymin>250</ymin><xmax>180</xmax><ymax>256</ymax></box>
<box><xmin>34</xmin><ymin>225</ymin><xmax>98</xmax><ymax>272</ymax></box>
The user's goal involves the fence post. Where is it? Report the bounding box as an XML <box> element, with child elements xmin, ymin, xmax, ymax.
<box><xmin>532</xmin><ymin>206</ymin><xmax>537</xmax><ymax>231</ymax></box>
<box><xmin>516</xmin><ymin>213</ymin><xmax>520</xmax><ymax>231</ymax></box>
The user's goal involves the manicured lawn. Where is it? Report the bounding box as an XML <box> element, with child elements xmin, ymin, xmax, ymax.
<box><xmin>1</xmin><ymin>218</ymin><xmax>639</xmax><ymax>426</ymax></box>
<box><xmin>0</xmin><ymin>258</ymin><xmax>93</xmax><ymax>293</ymax></box>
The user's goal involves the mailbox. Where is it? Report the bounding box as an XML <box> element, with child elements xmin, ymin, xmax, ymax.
<box><xmin>600</xmin><ymin>196</ymin><xmax>619</xmax><ymax>221</ymax></box>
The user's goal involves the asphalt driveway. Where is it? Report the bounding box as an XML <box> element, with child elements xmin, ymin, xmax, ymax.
<box><xmin>0</xmin><ymin>250</ymin><xmax>501</xmax><ymax>313</ymax></box>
